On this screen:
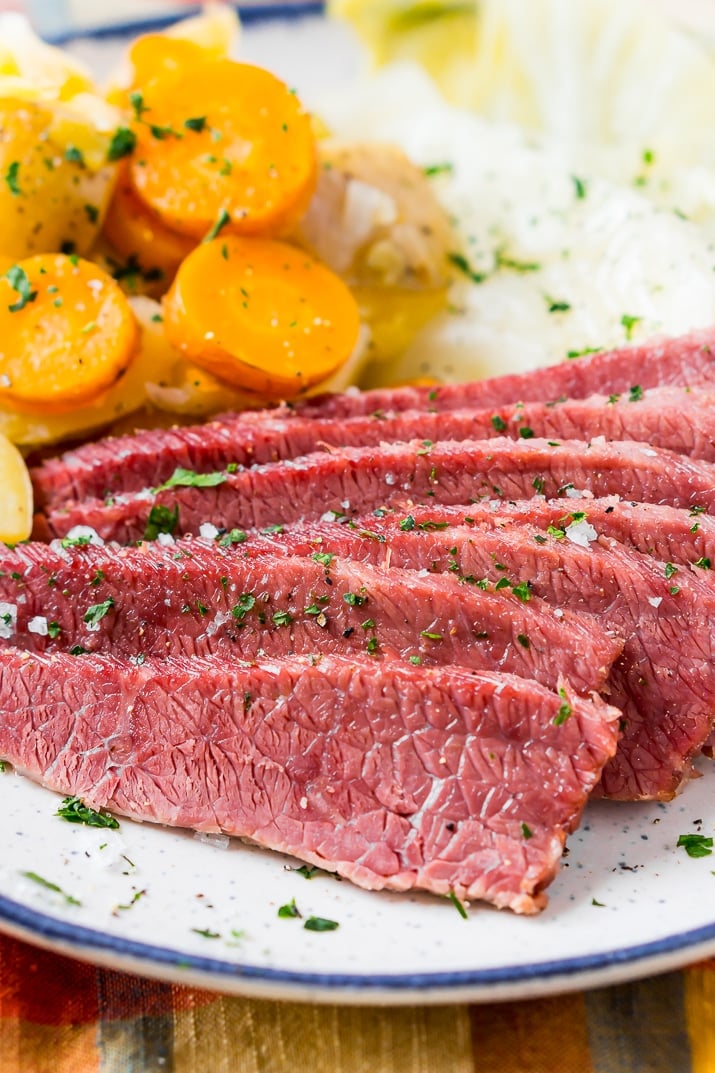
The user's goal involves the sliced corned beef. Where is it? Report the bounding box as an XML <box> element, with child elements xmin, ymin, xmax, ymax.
<box><xmin>279</xmin><ymin>328</ymin><xmax>715</xmax><ymax>420</ymax></box>
<box><xmin>32</xmin><ymin>384</ymin><xmax>715</xmax><ymax>513</ymax></box>
<box><xmin>0</xmin><ymin>539</ymin><xmax>620</xmax><ymax>693</ymax></box>
<box><xmin>0</xmin><ymin>649</ymin><xmax>621</xmax><ymax>913</ymax></box>
<box><xmin>246</xmin><ymin>518</ymin><xmax>715</xmax><ymax>800</ymax></box>
<box><xmin>366</xmin><ymin>497</ymin><xmax>715</xmax><ymax>573</ymax></box>
<box><xmin>37</xmin><ymin>437</ymin><xmax>715</xmax><ymax>545</ymax></box>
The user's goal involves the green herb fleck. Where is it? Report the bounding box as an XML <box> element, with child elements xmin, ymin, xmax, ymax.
<box><xmin>22</xmin><ymin>871</ymin><xmax>81</xmax><ymax>906</ymax></box>
<box><xmin>278</xmin><ymin>898</ymin><xmax>301</xmax><ymax>919</ymax></box>
<box><xmin>203</xmin><ymin>207</ymin><xmax>231</xmax><ymax>243</ymax></box>
<box><xmin>448</xmin><ymin>891</ymin><xmax>468</xmax><ymax>919</ymax></box>
<box><xmin>84</xmin><ymin>598</ymin><xmax>114</xmax><ymax>627</ymax></box>
<box><xmin>157</xmin><ymin>466</ymin><xmax>227</xmax><ymax>491</ymax></box>
<box><xmin>491</xmin><ymin>414</ymin><xmax>507</xmax><ymax>432</ymax></box>
<box><xmin>184</xmin><ymin>116</ymin><xmax>208</xmax><ymax>132</ymax></box>
<box><xmin>677</xmin><ymin>834</ymin><xmax>714</xmax><ymax>858</ymax></box>
<box><xmin>107</xmin><ymin>127</ymin><xmax>137</xmax><ymax>161</ymax></box>
<box><xmin>4</xmin><ymin>161</ymin><xmax>20</xmax><ymax>196</ymax></box>
<box><xmin>304</xmin><ymin>916</ymin><xmax>339</xmax><ymax>932</ymax></box>
<box><xmin>56</xmin><ymin>796</ymin><xmax>119</xmax><ymax>829</ymax></box>
<box><xmin>232</xmin><ymin>593</ymin><xmax>256</xmax><ymax>621</ymax></box>
<box><xmin>5</xmin><ymin>265</ymin><xmax>37</xmax><ymax>312</ymax></box>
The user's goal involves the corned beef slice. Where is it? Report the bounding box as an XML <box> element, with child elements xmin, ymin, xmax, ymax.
<box><xmin>0</xmin><ymin>650</ymin><xmax>621</xmax><ymax>913</ymax></box>
<box><xmin>282</xmin><ymin>328</ymin><xmax>715</xmax><ymax>420</ymax></box>
<box><xmin>39</xmin><ymin>438</ymin><xmax>715</xmax><ymax>544</ymax></box>
<box><xmin>0</xmin><ymin>541</ymin><xmax>620</xmax><ymax>693</ymax></box>
<box><xmin>249</xmin><ymin>519</ymin><xmax>715</xmax><ymax>800</ymax></box>
<box><xmin>368</xmin><ymin>497</ymin><xmax>715</xmax><ymax>572</ymax></box>
<box><xmin>32</xmin><ymin>384</ymin><xmax>715</xmax><ymax>512</ymax></box>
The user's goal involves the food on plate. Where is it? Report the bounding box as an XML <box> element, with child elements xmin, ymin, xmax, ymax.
<box><xmin>3</xmin><ymin>5</ymin><xmax>715</xmax><ymax>918</ymax></box>
<box><xmin>31</xmin><ymin>328</ymin><xmax>715</xmax><ymax>507</ymax></box>
<box><xmin>0</xmin><ymin>535</ymin><xmax>620</xmax><ymax>696</ymax></box>
<box><xmin>35</xmin><ymin>431</ymin><xmax>715</xmax><ymax>546</ymax></box>
<box><xmin>0</xmin><ymin>431</ymin><xmax>32</xmax><ymax>543</ymax></box>
<box><xmin>128</xmin><ymin>59</ymin><xmax>318</xmax><ymax>240</ymax></box>
<box><xmin>0</xmin><ymin>649</ymin><xmax>620</xmax><ymax>914</ymax></box>
<box><xmin>0</xmin><ymin>254</ymin><xmax>138</xmax><ymax>412</ymax></box>
<box><xmin>164</xmin><ymin>237</ymin><xmax>361</xmax><ymax>397</ymax></box>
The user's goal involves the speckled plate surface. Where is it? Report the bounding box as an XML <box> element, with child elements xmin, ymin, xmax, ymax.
<box><xmin>0</xmin><ymin>8</ymin><xmax>714</xmax><ymax>1004</ymax></box>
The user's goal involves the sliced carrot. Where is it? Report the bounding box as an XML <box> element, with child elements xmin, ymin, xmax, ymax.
<box><xmin>129</xmin><ymin>59</ymin><xmax>317</xmax><ymax>239</ymax></box>
<box><xmin>0</xmin><ymin>254</ymin><xmax>139</xmax><ymax>413</ymax></box>
<box><xmin>0</xmin><ymin>432</ymin><xmax>32</xmax><ymax>543</ymax></box>
<box><xmin>128</xmin><ymin>33</ymin><xmax>211</xmax><ymax>88</ymax></box>
<box><xmin>163</xmin><ymin>237</ymin><xmax>361</xmax><ymax>399</ymax></box>
<box><xmin>103</xmin><ymin>163</ymin><xmax>195</xmax><ymax>294</ymax></box>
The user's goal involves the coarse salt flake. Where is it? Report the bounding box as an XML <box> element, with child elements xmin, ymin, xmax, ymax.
<box><xmin>199</xmin><ymin>522</ymin><xmax>220</xmax><ymax>540</ymax></box>
<box><xmin>27</xmin><ymin>616</ymin><xmax>48</xmax><ymax>636</ymax></box>
<box><xmin>565</xmin><ymin>520</ymin><xmax>598</xmax><ymax>548</ymax></box>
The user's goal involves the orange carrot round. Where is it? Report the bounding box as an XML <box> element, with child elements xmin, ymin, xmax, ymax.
<box><xmin>103</xmin><ymin>163</ymin><xmax>195</xmax><ymax>293</ymax></box>
<box><xmin>163</xmin><ymin>237</ymin><xmax>361</xmax><ymax>399</ymax></box>
<box><xmin>129</xmin><ymin>59</ymin><xmax>317</xmax><ymax>240</ymax></box>
<box><xmin>0</xmin><ymin>254</ymin><xmax>139</xmax><ymax>412</ymax></box>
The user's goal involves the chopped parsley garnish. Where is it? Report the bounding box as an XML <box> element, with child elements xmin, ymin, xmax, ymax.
<box><xmin>664</xmin><ymin>562</ymin><xmax>678</xmax><ymax>579</ymax></box>
<box><xmin>677</xmin><ymin>834</ymin><xmax>713</xmax><ymax>858</ymax></box>
<box><xmin>447</xmin><ymin>891</ymin><xmax>468</xmax><ymax>919</ymax></box>
<box><xmin>144</xmin><ymin>504</ymin><xmax>179</xmax><ymax>541</ymax></box>
<box><xmin>84</xmin><ymin>203</ymin><xmax>99</xmax><ymax>223</ymax></box>
<box><xmin>56</xmin><ymin>796</ymin><xmax>119</xmax><ymax>829</ymax></box>
<box><xmin>511</xmin><ymin>581</ymin><xmax>531</xmax><ymax>602</ymax></box>
<box><xmin>303</xmin><ymin>916</ymin><xmax>339</xmax><ymax>932</ymax></box>
<box><xmin>22</xmin><ymin>871</ymin><xmax>81</xmax><ymax>906</ymax></box>
<box><xmin>518</xmin><ymin>426</ymin><xmax>534</xmax><ymax>439</ymax></box>
<box><xmin>521</xmin><ymin>823</ymin><xmax>533</xmax><ymax>839</ymax></box>
<box><xmin>311</xmin><ymin>551</ymin><xmax>335</xmax><ymax>568</ymax></box>
<box><xmin>621</xmin><ymin>315</ymin><xmax>642</xmax><ymax>341</ymax></box>
<box><xmin>47</xmin><ymin>621</ymin><xmax>61</xmax><ymax>640</ymax></box>
<box><xmin>516</xmin><ymin>633</ymin><xmax>530</xmax><ymax>648</ymax></box>
<box><xmin>495</xmin><ymin>251</ymin><xmax>540</xmax><ymax>273</ymax></box>
<box><xmin>4</xmin><ymin>161</ymin><xmax>20</xmax><ymax>196</ymax></box>
<box><xmin>447</xmin><ymin>251</ymin><xmax>485</xmax><ymax>284</ymax></box>
<box><xmin>64</xmin><ymin>145</ymin><xmax>85</xmax><ymax>166</ymax></box>
<box><xmin>343</xmin><ymin>592</ymin><xmax>368</xmax><ymax>607</ymax></box>
<box><xmin>272</xmin><ymin>610</ymin><xmax>293</xmax><ymax>627</ymax></box>
<box><xmin>218</xmin><ymin>528</ymin><xmax>247</xmax><ymax>546</ymax></box>
<box><xmin>572</xmin><ymin>175</ymin><xmax>587</xmax><ymax>199</ymax></box>
<box><xmin>69</xmin><ymin>645</ymin><xmax>88</xmax><ymax>656</ymax></box>
<box><xmin>295</xmin><ymin>864</ymin><xmax>322</xmax><ymax>879</ymax></box>
<box><xmin>277</xmin><ymin>898</ymin><xmax>302</xmax><ymax>919</ymax></box>
<box><xmin>423</xmin><ymin>162</ymin><xmax>453</xmax><ymax>177</ymax></box>
<box><xmin>203</xmin><ymin>208</ymin><xmax>231</xmax><ymax>243</ymax></box>
<box><xmin>566</xmin><ymin>346</ymin><xmax>602</xmax><ymax>360</ymax></box>
<box><xmin>533</xmin><ymin>476</ymin><xmax>545</xmax><ymax>493</ymax></box>
<box><xmin>409</xmin><ymin>655</ymin><xmax>422</xmax><ymax>665</ymax></box>
<box><xmin>232</xmin><ymin>593</ymin><xmax>256</xmax><ymax>621</ymax></box>
<box><xmin>553</xmin><ymin>701</ymin><xmax>573</xmax><ymax>726</ymax></box>
<box><xmin>694</xmin><ymin>557</ymin><xmax>711</xmax><ymax>570</ymax></box>
<box><xmin>157</xmin><ymin>466</ymin><xmax>227</xmax><ymax>491</ymax></box>
<box><xmin>628</xmin><ymin>384</ymin><xmax>644</xmax><ymax>402</ymax></box>
<box><xmin>84</xmin><ymin>598</ymin><xmax>115</xmax><ymax>627</ymax></box>
<box><xmin>5</xmin><ymin>265</ymin><xmax>37</xmax><ymax>312</ymax></box>
<box><xmin>107</xmin><ymin>127</ymin><xmax>137</xmax><ymax>161</ymax></box>
<box><xmin>129</xmin><ymin>91</ymin><xmax>149</xmax><ymax>120</ymax></box>
<box><xmin>399</xmin><ymin>515</ymin><xmax>416</xmax><ymax>531</ymax></box>
<box><xmin>491</xmin><ymin>414</ymin><xmax>507</xmax><ymax>432</ymax></box>
<box><xmin>420</xmin><ymin>630</ymin><xmax>443</xmax><ymax>641</ymax></box>
<box><xmin>548</xmin><ymin>299</ymin><xmax>571</xmax><ymax>313</ymax></box>
<box><xmin>191</xmin><ymin>928</ymin><xmax>221</xmax><ymax>939</ymax></box>
<box><xmin>184</xmin><ymin>116</ymin><xmax>208</xmax><ymax>133</ymax></box>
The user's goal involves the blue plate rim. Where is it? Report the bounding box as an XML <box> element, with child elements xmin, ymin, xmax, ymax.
<box><xmin>2</xmin><ymin>889</ymin><xmax>714</xmax><ymax>992</ymax></box>
<box><xmin>42</xmin><ymin>2</ymin><xmax>326</xmax><ymax>46</ymax></box>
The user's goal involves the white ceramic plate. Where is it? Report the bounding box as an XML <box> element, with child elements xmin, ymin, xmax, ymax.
<box><xmin>1</xmin><ymin>7</ymin><xmax>714</xmax><ymax>1005</ymax></box>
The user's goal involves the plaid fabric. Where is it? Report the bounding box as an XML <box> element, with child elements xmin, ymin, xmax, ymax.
<box><xmin>1</xmin><ymin>932</ymin><xmax>714</xmax><ymax>1072</ymax></box>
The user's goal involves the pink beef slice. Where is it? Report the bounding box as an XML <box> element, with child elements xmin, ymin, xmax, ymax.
<box><xmin>290</xmin><ymin>329</ymin><xmax>715</xmax><ymax>420</ymax></box>
<box><xmin>31</xmin><ymin>384</ymin><xmax>715</xmax><ymax>513</ymax></box>
<box><xmin>0</xmin><ymin>649</ymin><xmax>621</xmax><ymax>913</ymax></box>
<box><xmin>245</xmin><ymin>519</ymin><xmax>715</xmax><ymax>801</ymax></box>
<box><xmin>36</xmin><ymin>437</ymin><xmax>715</xmax><ymax>545</ymax></box>
<box><xmin>0</xmin><ymin>540</ymin><xmax>620</xmax><ymax>694</ymax></box>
